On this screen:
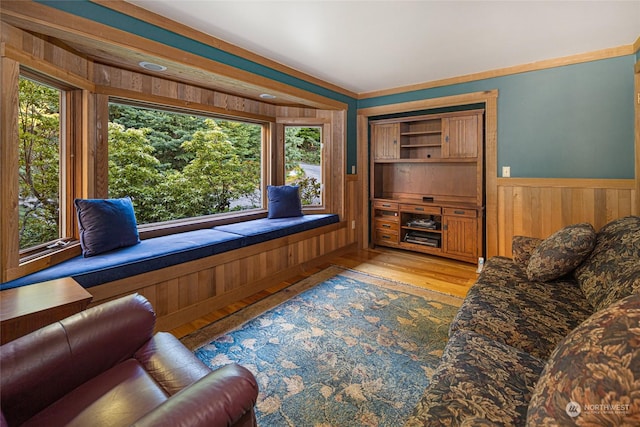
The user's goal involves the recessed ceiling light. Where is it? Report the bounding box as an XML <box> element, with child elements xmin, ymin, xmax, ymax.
<box><xmin>259</xmin><ymin>93</ymin><xmax>277</xmax><ymax>99</ymax></box>
<box><xmin>139</xmin><ymin>61</ymin><xmax>167</xmax><ymax>72</ymax></box>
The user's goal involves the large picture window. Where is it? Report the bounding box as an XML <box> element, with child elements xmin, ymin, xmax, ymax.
<box><xmin>108</xmin><ymin>102</ymin><xmax>264</xmax><ymax>224</ymax></box>
<box><xmin>18</xmin><ymin>76</ymin><xmax>65</xmax><ymax>253</ymax></box>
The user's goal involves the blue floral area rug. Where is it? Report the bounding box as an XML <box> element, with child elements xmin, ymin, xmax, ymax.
<box><xmin>184</xmin><ymin>266</ymin><xmax>462</xmax><ymax>426</ymax></box>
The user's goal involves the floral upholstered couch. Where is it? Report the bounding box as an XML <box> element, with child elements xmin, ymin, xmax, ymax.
<box><xmin>406</xmin><ymin>215</ymin><xmax>640</xmax><ymax>426</ymax></box>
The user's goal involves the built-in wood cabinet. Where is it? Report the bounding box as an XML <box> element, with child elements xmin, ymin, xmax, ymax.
<box><xmin>442</xmin><ymin>208</ymin><xmax>479</xmax><ymax>260</ymax></box>
<box><xmin>370</xmin><ymin>109</ymin><xmax>484</xmax><ymax>263</ymax></box>
<box><xmin>371</xmin><ymin>123</ymin><xmax>400</xmax><ymax>159</ymax></box>
<box><xmin>442</xmin><ymin>115</ymin><xmax>479</xmax><ymax>158</ymax></box>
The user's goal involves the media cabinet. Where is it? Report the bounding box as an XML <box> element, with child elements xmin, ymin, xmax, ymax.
<box><xmin>370</xmin><ymin>109</ymin><xmax>484</xmax><ymax>263</ymax></box>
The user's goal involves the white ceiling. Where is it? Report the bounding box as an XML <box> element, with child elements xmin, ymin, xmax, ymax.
<box><xmin>128</xmin><ymin>0</ymin><xmax>639</xmax><ymax>95</ymax></box>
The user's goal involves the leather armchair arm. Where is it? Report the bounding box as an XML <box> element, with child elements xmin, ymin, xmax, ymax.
<box><xmin>134</xmin><ymin>332</ymin><xmax>211</xmax><ymax>396</ymax></box>
<box><xmin>131</xmin><ymin>364</ymin><xmax>259</xmax><ymax>427</ymax></box>
<box><xmin>512</xmin><ymin>235</ymin><xmax>543</xmax><ymax>267</ymax></box>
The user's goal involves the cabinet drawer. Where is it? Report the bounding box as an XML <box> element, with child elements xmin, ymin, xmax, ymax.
<box><xmin>373</xmin><ymin>200</ymin><xmax>398</xmax><ymax>210</ymax></box>
<box><xmin>374</xmin><ymin>219</ymin><xmax>399</xmax><ymax>232</ymax></box>
<box><xmin>443</xmin><ymin>207</ymin><xmax>477</xmax><ymax>218</ymax></box>
<box><xmin>374</xmin><ymin>228</ymin><xmax>399</xmax><ymax>244</ymax></box>
<box><xmin>400</xmin><ymin>204</ymin><xmax>441</xmax><ymax>215</ymax></box>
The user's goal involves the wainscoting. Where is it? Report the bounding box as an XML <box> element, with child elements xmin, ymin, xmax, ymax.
<box><xmin>496</xmin><ymin>178</ymin><xmax>637</xmax><ymax>256</ymax></box>
<box><xmin>88</xmin><ymin>221</ymin><xmax>353</xmax><ymax>332</ymax></box>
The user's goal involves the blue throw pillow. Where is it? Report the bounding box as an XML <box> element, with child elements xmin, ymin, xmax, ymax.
<box><xmin>267</xmin><ymin>185</ymin><xmax>303</xmax><ymax>219</ymax></box>
<box><xmin>75</xmin><ymin>197</ymin><xmax>140</xmax><ymax>257</ymax></box>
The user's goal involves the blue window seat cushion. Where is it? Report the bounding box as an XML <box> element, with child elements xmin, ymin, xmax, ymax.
<box><xmin>1</xmin><ymin>214</ymin><xmax>339</xmax><ymax>291</ymax></box>
<box><xmin>1</xmin><ymin>230</ymin><xmax>243</xmax><ymax>290</ymax></box>
<box><xmin>214</xmin><ymin>214</ymin><xmax>339</xmax><ymax>246</ymax></box>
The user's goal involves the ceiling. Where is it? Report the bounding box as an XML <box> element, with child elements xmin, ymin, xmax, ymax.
<box><xmin>126</xmin><ymin>0</ymin><xmax>640</xmax><ymax>95</ymax></box>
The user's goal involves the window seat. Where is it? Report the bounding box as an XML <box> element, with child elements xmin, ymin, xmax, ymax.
<box><xmin>1</xmin><ymin>214</ymin><xmax>339</xmax><ymax>291</ymax></box>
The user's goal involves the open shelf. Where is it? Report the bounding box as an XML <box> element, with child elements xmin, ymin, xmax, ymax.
<box><xmin>373</xmin><ymin>157</ymin><xmax>477</xmax><ymax>163</ymax></box>
<box><xmin>401</xmin><ymin>130</ymin><xmax>441</xmax><ymax>136</ymax></box>
<box><xmin>400</xmin><ymin>143</ymin><xmax>441</xmax><ymax>148</ymax></box>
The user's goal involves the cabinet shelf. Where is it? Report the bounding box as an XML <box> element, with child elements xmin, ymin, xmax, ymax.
<box><xmin>400</xmin><ymin>143</ymin><xmax>441</xmax><ymax>148</ymax></box>
<box><xmin>401</xmin><ymin>241</ymin><xmax>441</xmax><ymax>251</ymax></box>
<box><xmin>401</xmin><ymin>130</ymin><xmax>441</xmax><ymax>136</ymax></box>
<box><xmin>373</xmin><ymin>158</ymin><xmax>477</xmax><ymax>164</ymax></box>
<box><xmin>402</xmin><ymin>225</ymin><xmax>442</xmax><ymax>233</ymax></box>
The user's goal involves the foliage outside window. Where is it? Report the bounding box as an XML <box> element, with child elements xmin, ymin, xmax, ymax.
<box><xmin>108</xmin><ymin>103</ymin><xmax>263</xmax><ymax>224</ymax></box>
<box><xmin>284</xmin><ymin>126</ymin><xmax>322</xmax><ymax>206</ymax></box>
<box><xmin>18</xmin><ymin>76</ymin><xmax>63</xmax><ymax>251</ymax></box>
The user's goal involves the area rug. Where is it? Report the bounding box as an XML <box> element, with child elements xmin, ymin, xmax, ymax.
<box><xmin>184</xmin><ymin>266</ymin><xmax>462</xmax><ymax>426</ymax></box>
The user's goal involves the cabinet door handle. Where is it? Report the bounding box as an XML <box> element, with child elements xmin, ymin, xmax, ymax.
<box><xmin>414</xmin><ymin>207</ymin><xmax>424</xmax><ymax>211</ymax></box>
<box><xmin>454</xmin><ymin>210</ymin><xmax>465</xmax><ymax>215</ymax></box>
<box><xmin>382</xmin><ymin>224</ymin><xmax>391</xmax><ymax>228</ymax></box>
<box><xmin>382</xmin><ymin>203</ymin><xmax>391</xmax><ymax>207</ymax></box>
<box><xmin>445</xmin><ymin>136</ymin><xmax>449</xmax><ymax>143</ymax></box>
<box><xmin>382</xmin><ymin>235</ymin><xmax>391</xmax><ymax>239</ymax></box>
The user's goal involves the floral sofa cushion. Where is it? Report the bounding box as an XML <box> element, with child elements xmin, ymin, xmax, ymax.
<box><xmin>511</xmin><ymin>235</ymin><xmax>542</xmax><ymax>267</ymax></box>
<box><xmin>573</xmin><ymin>216</ymin><xmax>640</xmax><ymax>311</ymax></box>
<box><xmin>526</xmin><ymin>222</ymin><xmax>596</xmax><ymax>282</ymax></box>
<box><xmin>448</xmin><ymin>257</ymin><xmax>593</xmax><ymax>360</ymax></box>
<box><xmin>526</xmin><ymin>293</ymin><xmax>640</xmax><ymax>426</ymax></box>
<box><xmin>406</xmin><ymin>329</ymin><xmax>546</xmax><ymax>427</ymax></box>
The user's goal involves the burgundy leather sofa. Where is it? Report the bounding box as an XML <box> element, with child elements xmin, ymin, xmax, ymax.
<box><xmin>0</xmin><ymin>293</ymin><xmax>258</xmax><ymax>427</ymax></box>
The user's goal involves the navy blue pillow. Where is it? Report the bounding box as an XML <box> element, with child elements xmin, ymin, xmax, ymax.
<box><xmin>75</xmin><ymin>197</ymin><xmax>140</xmax><ymax>257</ymax></box>
<box><xmin>267</xmin><ymin>185</ymin><xmax>303</xmax><ymax>219</ymax></box>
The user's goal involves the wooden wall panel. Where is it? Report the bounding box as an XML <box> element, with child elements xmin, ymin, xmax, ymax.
<box><xmin>86</xmin><ymin>222</ymin><xmax>354</xmax><ymax>331</ymax></box>
<box><xmin>94</xmin><ymin>63</ymin><xmax>276</xmax><ymax>120</ymax></box>
<box><xmin>2</xmin><ymin>23</ymin><xmax>92</xmax><ymax>89</ymax></box>
<box><xmin>0</xmin><ymin>56</ymin><xmax>21</xmax><ymax>282</ymax></box>
<box><xmin>496</xmin><ymin>178</ymin><xmax>637</xmax><ymax>256</ymax></box>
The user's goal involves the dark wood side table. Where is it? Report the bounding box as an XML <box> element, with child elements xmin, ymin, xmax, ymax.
<box><xmin>1</xmin><ymin>277</ymin><xmax>93</xmax><ymax>344</ymax></box>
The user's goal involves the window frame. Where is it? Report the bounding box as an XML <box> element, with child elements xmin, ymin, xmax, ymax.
<box><xmin>106</xmin><ymin>98</ymin><xmax>274</xmax><ymax>239</ymax></box>
<box><xmin>15</xmin><ymin>69</ymin><xmax>83</xmax><ymax>266</ymax></box>
<box><xmin>276</xmin><ymin>118</ymin><xmax>332</xmax><ymax>213</ymax></box>
<box><xmin>283</xmin><ymin>124</ymin><xmax>324</xmax><ymax>207</ymax></box>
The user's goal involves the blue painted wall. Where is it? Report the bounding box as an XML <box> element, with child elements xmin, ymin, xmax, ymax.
<box><xmin>39</xmin><ymin>1</ymin><xmax>636</xmax><ymax>179</ymax></box>
<box><xmin>360</xmin><ymin>56</ymin><xmax>636</xmax><ymax>179</ymax></box>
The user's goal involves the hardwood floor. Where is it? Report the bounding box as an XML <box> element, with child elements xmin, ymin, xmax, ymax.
<box><xmin>169</xmin><ymin>248</ymin><xmax>478</xmax><ymax>339</ymax></box>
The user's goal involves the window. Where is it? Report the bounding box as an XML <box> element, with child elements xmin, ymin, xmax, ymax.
<box><xmin>284</xmin><ymin>126</ymin><xmax>323</xmax><ymax>206</ymax></box>
<box><xmin>108</xmin><ymin>102</ymin><xmax>265</xmax><ymax>225</ymax></box>
<box><xmin>18</xmin><ymin>75</ymin><xmax>68</xmax><ymax>255</ymax></box>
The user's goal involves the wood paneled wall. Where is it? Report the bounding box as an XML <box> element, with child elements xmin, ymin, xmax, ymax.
<box><xmin>88</xmin><ymin>222</ymin><xmax>353</xmax><ymax>331</ymax></box>
<box><xmin>496</xmin><ymin>178</ymin><xmax>637</xmax><ymax>256</ymax></box>
<box><xmin>0</xmin><ymin>56</ymin><xmax>21</xmax><ymax>281</ymax></box>
<box><xmin>93</xmin><ymin>63</ymin><xmax>277</xmax><ymax>119</ymax></box>
<box><xmin>1</xmin><ymin>22</ymin><xmax>92</xmax><ymax>89</ymax></box>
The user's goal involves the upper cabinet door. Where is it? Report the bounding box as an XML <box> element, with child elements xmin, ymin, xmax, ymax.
<box><xmin>371</xmin><ymin>123</ymin><xmax>400</xmax><ymax>160</ymax></box>
<box><xmin>442</xmin><ymin>114</ymin><xmax>480</xmax><ymax>159</ymax></box>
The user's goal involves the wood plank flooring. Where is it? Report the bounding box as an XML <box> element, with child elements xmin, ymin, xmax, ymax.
<box><xmin>169</xmin><ymin>248</ymin><xmax>478</xmax><ymax>339</ymax></box>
